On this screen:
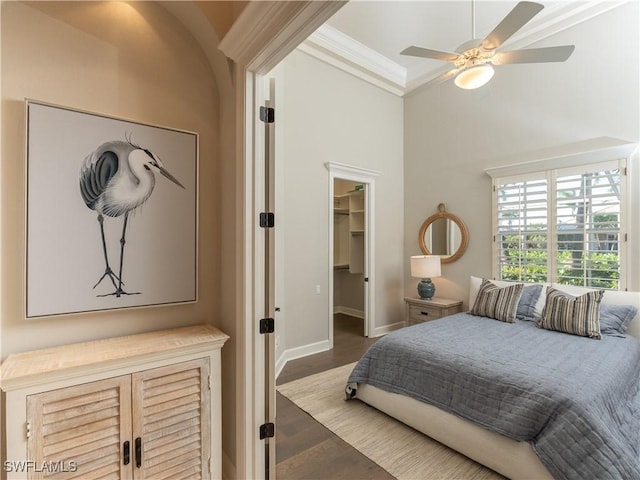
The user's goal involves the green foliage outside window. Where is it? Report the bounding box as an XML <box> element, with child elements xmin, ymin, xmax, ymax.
<box><xmin>500</xmin><ymin>233</ymin><xmax>619</xmax><ymax>289</ymax></box>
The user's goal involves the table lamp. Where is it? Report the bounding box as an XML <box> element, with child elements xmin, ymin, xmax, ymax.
<box><xmin>410</xmin><ymin>255</ymin><xmax>441</xmax><ymax>300</ymax></box>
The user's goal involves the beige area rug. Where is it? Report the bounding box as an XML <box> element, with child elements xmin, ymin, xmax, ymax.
<box><xmin>277</xmin><ymin>363</ymin><xmax>504</xmax><ymax>480</ymax></box>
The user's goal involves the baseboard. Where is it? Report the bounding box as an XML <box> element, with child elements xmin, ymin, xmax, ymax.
<box><xmin>275</xmin><ymin>351</ymin><xmax>288</xmax><ymax>379</ymax></box>
<box><xmin>222</xmin><ymin>451</ymin><xmax>236</xmax><ymax>480</ymax></box>
<box><xmin>275</xmin><ymin>339</ymin><xmax>331</xmax><ymax>379</ymax></box>
<box><xmin>334</xmin><ymin>305</ymin><xmax>364</xmax><ymax>319</ymax></box>
<box><xmin>371</xmin><ymin>320</ymin><xmax>405</xmax><ymax>337</ymax></box>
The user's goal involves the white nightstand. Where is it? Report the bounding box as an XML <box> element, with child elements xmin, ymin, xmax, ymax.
<box><xmin>404</xmin><ymin>297</ymin><xmax>463</xmax><ymax>326</ymax></box>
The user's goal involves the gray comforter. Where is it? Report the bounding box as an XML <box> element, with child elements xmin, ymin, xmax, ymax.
<box><xmin>347</xmin><ymin>313</ymin><xmax>640</xmax><ymax>480</ymax></box>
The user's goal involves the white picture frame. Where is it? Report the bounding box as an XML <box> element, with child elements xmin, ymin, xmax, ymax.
<box><xmin>26</xmin><ymin>100</ymin><xmax>198</xmax><ymax>318</ymax></box>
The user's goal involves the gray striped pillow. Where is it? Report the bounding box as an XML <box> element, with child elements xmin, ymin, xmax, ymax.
<box><xmin>539</xmin><ymin>287</ymin><xmax>604</xmax><ymax>339</ymax></box>
<box><xmin>470</xmin><ymin>279</ymin><xmax>524</xmax><ymax>323</ymax></box>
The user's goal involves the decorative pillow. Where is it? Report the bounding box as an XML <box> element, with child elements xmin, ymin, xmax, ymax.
<box><xmin>539</xmin><ymin>287</ymin><xmax>604</xmax><ymax>339</ymax></box>
<box><xmin>469</xmin><ymin>276</ymin><xmax>547</xmax><ymax>321</ymax></box>
<box><xmin>470</xmin><ymin>279</ymin><xmax>524</xmax><ymax>323</ymax></box>
<box><xmin>516</xmin><ymin>284</ymin><xmax>543</xmax><ymax>322</ymax></box>
<box><xmin>599</xmin><ymin>303</ymin><xmax>638</xmax><ymax>337</ymax></box>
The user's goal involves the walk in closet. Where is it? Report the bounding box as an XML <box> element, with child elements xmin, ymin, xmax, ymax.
<box><xmin>333</xmin><ymin>179</ymin><xmax>365</xmax><ymax>323</ymax></box>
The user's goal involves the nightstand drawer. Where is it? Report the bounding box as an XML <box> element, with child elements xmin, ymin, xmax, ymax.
<box><xmin>408</xmin><ymin>305</ymin><xmax>442</xmax><ymax>324</ymax></box>
<box><xmin>404</xmin><ymin>297</ymin><xmax>463</xmax><ymax>327</ymax></box>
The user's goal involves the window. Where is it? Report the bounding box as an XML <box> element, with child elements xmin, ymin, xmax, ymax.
<box><xmin>493</xmin><ymin>160</ymin><xmax>627</xmax><ymax>290</ymax></box>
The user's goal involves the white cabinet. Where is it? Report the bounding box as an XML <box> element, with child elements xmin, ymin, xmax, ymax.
<box><xmin>1</xmin><ymin>325</ymin><xmax>228</xmax><ymax>480</ymax></box>
<box><xmin>334</xmin><ymin>189</ymin><xmax>365</xmax><ymax>274</ymax></box>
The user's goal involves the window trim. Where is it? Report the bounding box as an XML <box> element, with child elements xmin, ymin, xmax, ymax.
<box><xmin>485</xmin><ymin>137</ymin><xmax>636</xmax><ymax>179</ymax></box>
<box><xmin>486</xmin><ymin>140</ymin><xmax>637</xmax><ymax>290</ymax></box>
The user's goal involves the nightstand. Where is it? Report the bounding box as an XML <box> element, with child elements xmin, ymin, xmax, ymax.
<box><xmin>404</xmin><ymin>297</ymin><xmax>463</xmax><ymax>326</ymax></box>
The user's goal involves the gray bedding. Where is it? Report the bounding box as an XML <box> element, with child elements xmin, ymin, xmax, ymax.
<box><xmin>347</xmin><ymin>313</ymin><xmax>640</xmax><ymax>480</ymax></box>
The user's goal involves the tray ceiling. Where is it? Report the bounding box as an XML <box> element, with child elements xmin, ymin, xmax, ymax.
<box><xmin>299</xmin><ymin>1</ymin><xmax>627</xmax><ymax>96</ymax></box>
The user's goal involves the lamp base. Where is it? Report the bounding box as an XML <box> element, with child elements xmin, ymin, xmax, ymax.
<box><xmin>417</xmin><ymin>278</ymin><xmax>435</xmax><ymax>300</ymax></box>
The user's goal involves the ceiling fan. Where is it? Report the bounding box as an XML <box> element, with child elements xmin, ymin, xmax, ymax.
<box><xmin>401</xmin><ymin>1</ymin><xmax>575</xmax><ymax>89</ymax></box>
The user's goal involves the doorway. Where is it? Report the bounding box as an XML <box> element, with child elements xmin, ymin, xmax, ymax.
<box><xmin>217</xmin><ymin>2</ymin><xmax>358</xmax><ymax>478</ymax></box>
<box><xmin>328</xmin><ymin>162</ymin><xmax>378</xmax><ymax>345</ymax></box>
<box><xmin>332</xmin><ymin>179</ymin><xmax>366</xmax><ymax>337</ymax></box>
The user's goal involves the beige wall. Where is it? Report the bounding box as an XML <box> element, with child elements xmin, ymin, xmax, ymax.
<box><xmin>270</xmin><ymin>49</ymin><xmax>404</xmax><ymax>361</ymax></box>
<box><xmin>1</xmin><ymin>0</ymin><xmax>238</xmax><ymax>471</ymax></box>
<box><xmin>404</xmin><ymin>2</ymin><xmax>640</xmax><ymax>305</ymax></box>
<box><xmin>198</xmin><ymin>1</ymin><xmax>248</xmax><ymax>41</ymax></box>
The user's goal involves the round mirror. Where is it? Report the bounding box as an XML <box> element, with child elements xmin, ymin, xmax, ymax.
<box><xmin>419</xmin><ymin>204</ymin><xmax>468</xmax><ymax>264</ymax></box>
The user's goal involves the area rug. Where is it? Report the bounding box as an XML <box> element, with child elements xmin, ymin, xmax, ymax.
<box><xmin>277</xmin><ymin>363</ymin><xmax>504</xmax><ymax>480</ymax></box>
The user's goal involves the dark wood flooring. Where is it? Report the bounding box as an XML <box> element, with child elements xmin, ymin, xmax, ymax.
<box><xmin>275</xmin><ymin>314</ymin><xmax>394</xmax><ymax>479</ymax></box>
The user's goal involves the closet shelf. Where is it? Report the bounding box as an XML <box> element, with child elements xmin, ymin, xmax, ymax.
<box><xmin>333</xmin><ymin>189</ymin><xmax>365</xmax><ymax>274</ymax></box>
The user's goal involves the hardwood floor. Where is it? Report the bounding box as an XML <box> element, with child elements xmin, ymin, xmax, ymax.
<box><xmin>276</xmin><ymin>314</ymin><xmax>394</xmax><ymax>479</ymax></box>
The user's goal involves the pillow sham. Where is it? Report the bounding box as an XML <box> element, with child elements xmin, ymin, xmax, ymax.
<box><xmin>470</xmin><ymin>279</ymin><xmax>524</xmax><ymax>323</ymax></box>
<box><xmin>469</xmin><ymin>276</ymin><xmax>545</xmax><ymax>322</ymax></box>
<box><xmin>539</xmin><ymin>287</ymin><xmax>604</xmax><ymax>339</ymax></box>
<box><xmin>599</xmin><ymin>303</ymin><xmax>638</xmax><ymax>337</ymax></box>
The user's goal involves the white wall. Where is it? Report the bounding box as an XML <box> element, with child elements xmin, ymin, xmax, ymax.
<box><xmin>270</xmin><ymin>49</ymin><xmax>404</xmax><ymax>364</ymax></box>
<box><xmin>404</xmin><ymin>2</ymin><xmax>640</xmax><ymax>305</ymax></box>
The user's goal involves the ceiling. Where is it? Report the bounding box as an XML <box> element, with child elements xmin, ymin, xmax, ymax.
<box><xmin>299</xmin><ymin>1</ymin><xmax>626</xmax><ymax>96</ymax></box>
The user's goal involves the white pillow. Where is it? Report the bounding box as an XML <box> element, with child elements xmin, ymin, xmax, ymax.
<box><xmin>550</xmin><ymin>283</ymin><xmax>639</xmax><ymax>306</ymax></box>
<box><xmin>469</xmin><ymin>276</ymin><xmax>549</xmax><ymax>321</ymax></box>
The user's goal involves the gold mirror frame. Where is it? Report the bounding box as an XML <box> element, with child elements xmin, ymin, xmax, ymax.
<box><xmin>418</xmin><ymin>203</ymin><xmax>469</xmax><ymax>264</ymax></box>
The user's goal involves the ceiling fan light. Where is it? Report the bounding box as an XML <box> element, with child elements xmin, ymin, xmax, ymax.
<box><xmin>455</xmin><ymin>64</ymin><xmax>495</xmax><ymax>89</ymax></box>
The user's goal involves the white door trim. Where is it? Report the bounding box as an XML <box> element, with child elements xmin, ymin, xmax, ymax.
<box><xmin>218</xmin><ymin>2</ymin><xmax>346</xmax><ymax>478</ymax></box>
<box><xmin>327</xmin><ymin>162</ymin><xmax>379</xmax><ymax>341</ymax></box>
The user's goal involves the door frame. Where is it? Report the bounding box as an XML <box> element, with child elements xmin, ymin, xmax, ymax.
<box><xmin>327</xmin><ymin>162</ymin><xmax>379</xmax><ymax>342</ymax></box>
<box><xmin>218</xmin><ymin>2</ymin><xmax>346</xmax><ymax>478</ymax></box>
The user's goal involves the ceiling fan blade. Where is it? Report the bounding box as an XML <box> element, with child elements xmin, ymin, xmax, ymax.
<box><xmin>492</xmin><ymin>45</ymin><xmax>575</xmax><ymax>65</ymax></box>
<box><xmin>482</xmin><ymin>1</ymin><xmax>544</xmax><ymax>50</ymax></box>
<box><xmin>400</xmin><ymin>46</ymin><xmax>461</xmax><ymax>62</ymax></box>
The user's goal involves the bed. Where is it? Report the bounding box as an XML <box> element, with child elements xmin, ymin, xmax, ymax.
<box><xmin>346</xmin><ymin>278</ymin><xmax>640</xmax><ymax>480</ymax></box>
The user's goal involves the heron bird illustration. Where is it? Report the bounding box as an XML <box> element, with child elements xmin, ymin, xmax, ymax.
<box><xmin>79</xmin><ymin>138</ymin><xmax>184</xmax><ymax>297</ymax></box>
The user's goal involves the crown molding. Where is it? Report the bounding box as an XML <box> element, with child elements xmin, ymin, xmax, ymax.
<box><xmin>499</xmin><ymin>0</ymin><xmax>629</xmax><ymax>53</ymax></box>
<box><xmin>300</xmin><ymin>24</ymin><xmax>406</xmax><ymax>96</ymax></box>
<box><xmin>297</xmin><ymin>1</ymin><xmax>629</xmax><ymax>97</ymax></box>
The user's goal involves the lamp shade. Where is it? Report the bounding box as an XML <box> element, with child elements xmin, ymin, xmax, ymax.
<box><xmin>455</xmin><ymin>64</ymin><xmax>494</xmax><ymax>90</ymax></box>
<box><xmin>410</xmin><ymin>255</ymin><xmax>441</xmax><ymax>279</ymax></box>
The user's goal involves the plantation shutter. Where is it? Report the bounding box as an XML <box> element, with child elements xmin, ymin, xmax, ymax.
<box><xmin>493</xmin><ymin>160</ymin><xmax>625</xmax><ymax>289</ymax></box>
<box><xmin>555</xmin><ymin>161</ymin><xmax>623</xmax><ymax>289</ymax></box>
<box><xmin>495</xmin><ymin>173</ymin><xmax>549</xmax><ymax>283</ymax></box>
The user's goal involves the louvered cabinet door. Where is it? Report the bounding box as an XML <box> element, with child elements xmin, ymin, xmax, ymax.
<box><xmin>26</xmin><ymin>376</ymin><xmax>133</xmax><ymax>480</ymax></box>
<box><xmin>131</xmin><ymin>358</ymin><xmax>211</xmax><ymax>480</ymax></box>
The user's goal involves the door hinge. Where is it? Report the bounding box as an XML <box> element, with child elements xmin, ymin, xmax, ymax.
<box><xmin>259</xmin><ymin>317</ymin><xmax>275</xmax><ymax>334</ymax></box>
<box><xmin>259</xmin><ymin>212</ymin><xmax>275</xmax><ymax>228</ymax></box>
<box><xmin>25</xmin><ymin>421</ymin><xmax>31</xmax><ymax>439</ymax></box>
<box><xmin>208</xmin><ymin>457</ymin><xmax>212</xmax><ymax>474</ymax></box>
<box><xmin>260</xmin><ymin>422</ymin><xmax>275</xmax><ymax>439</ymax></box>
<box><xmin>208</xmin><ymin>375</ymin><xmax>212</xmax><ymax>390</ymax></box>
<box><xmin>260</xmin><ymin>106</ymin><xmax>275</xmax><ymax>123</ymax></box>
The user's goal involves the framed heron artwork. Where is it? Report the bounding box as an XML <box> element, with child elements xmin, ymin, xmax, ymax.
<box><xmin>25</xmin><ymin>100</ymin><xmax>198</xmax><ymax>318</ymax></box>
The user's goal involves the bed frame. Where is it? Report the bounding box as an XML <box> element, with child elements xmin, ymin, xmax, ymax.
<box><xmin>355</xmin><ymin>289</ymin><xmax>640</xmax><ymax>480</ymax></box>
